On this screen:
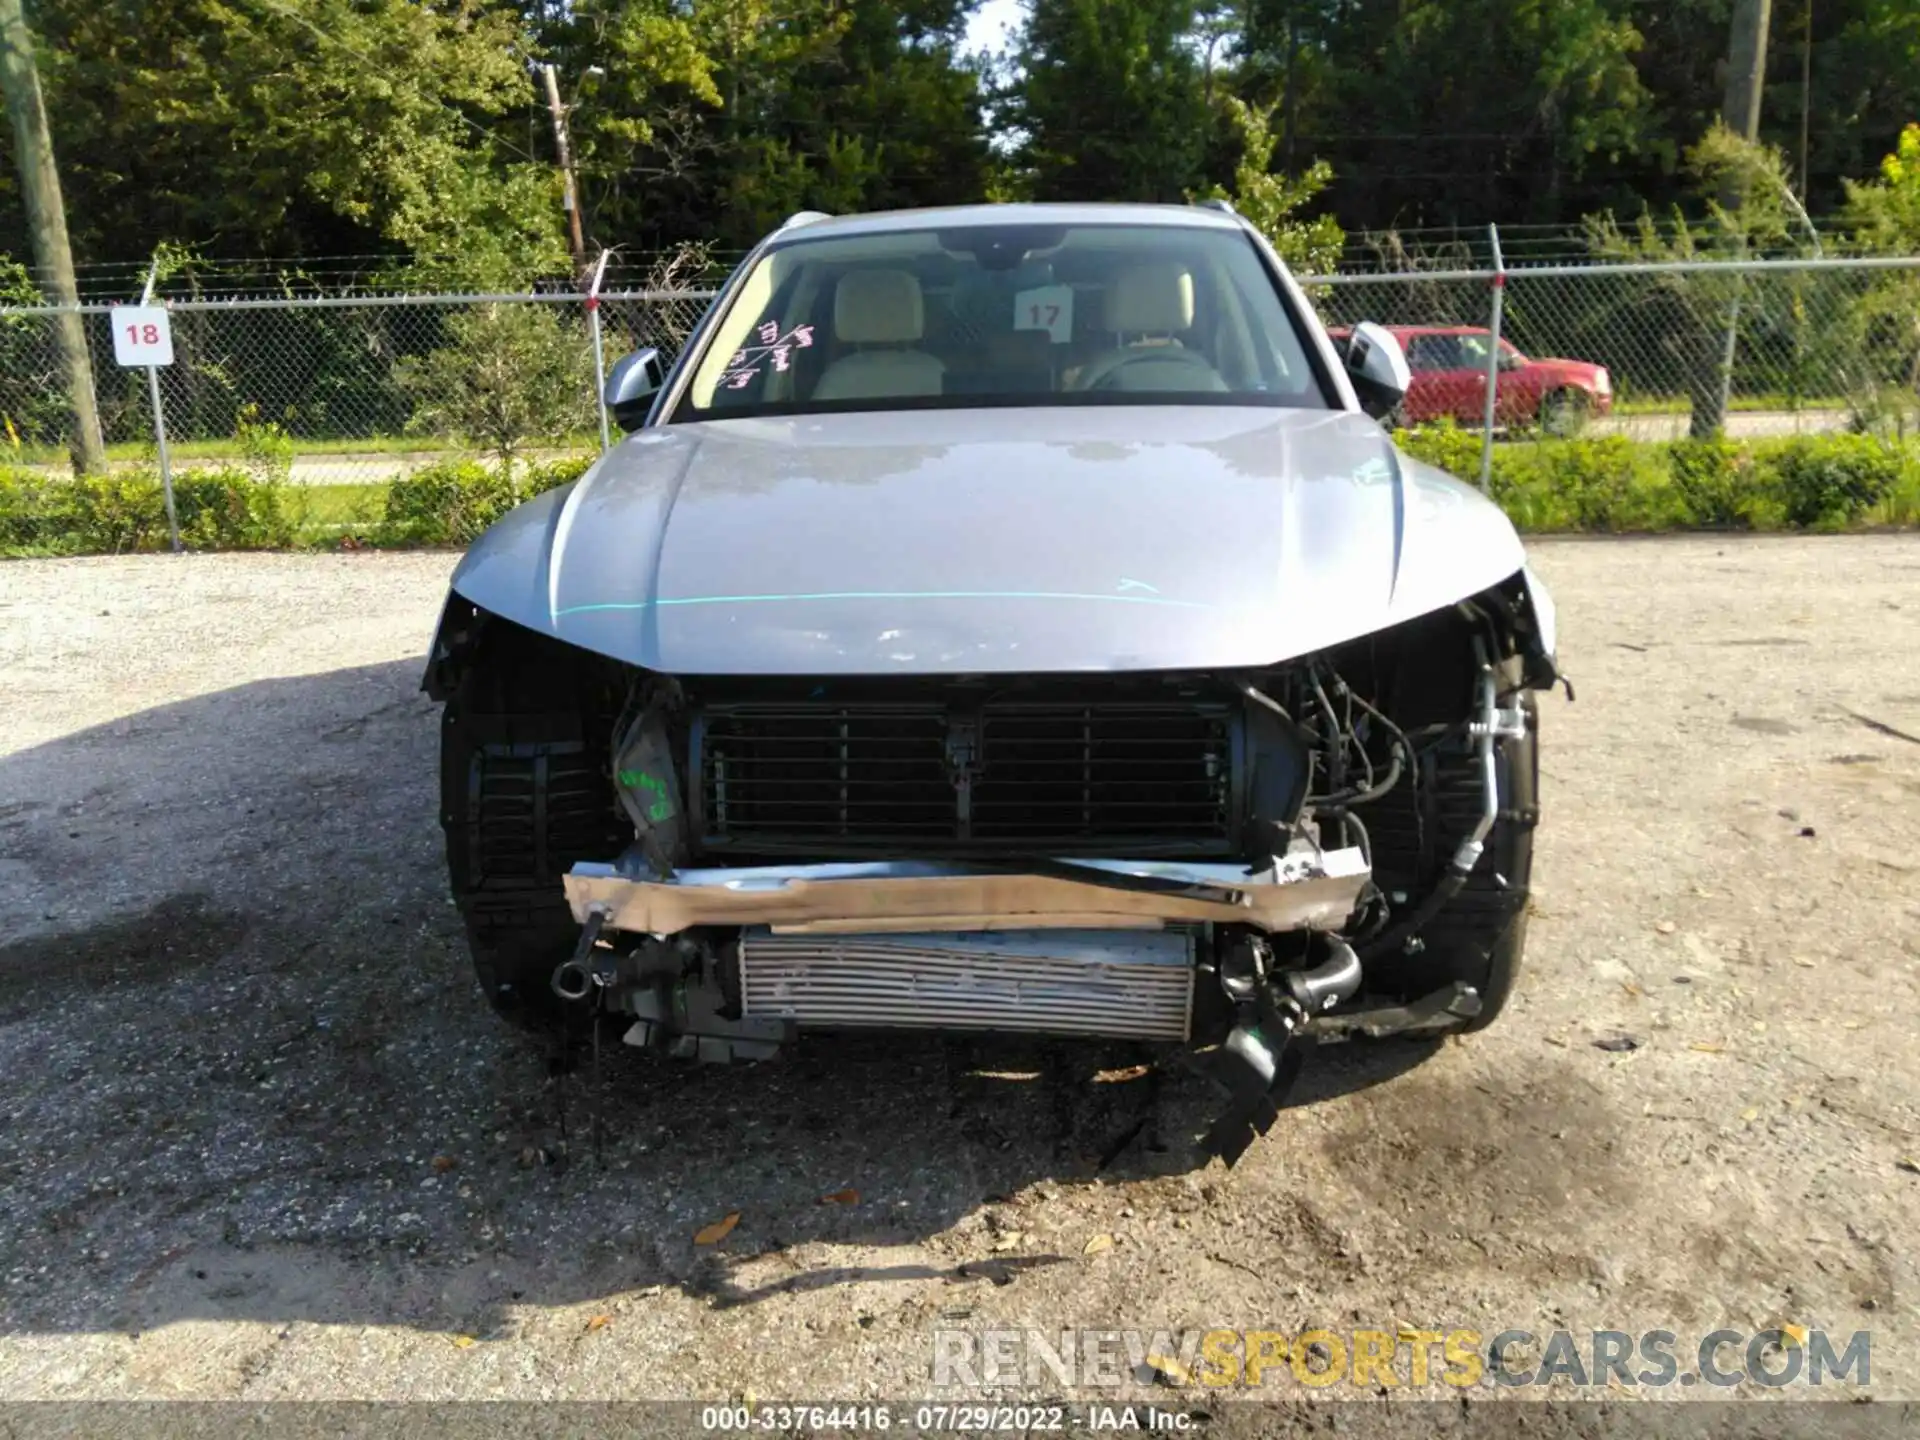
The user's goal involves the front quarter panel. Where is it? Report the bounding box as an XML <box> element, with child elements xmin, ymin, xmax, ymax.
<box><xmin>444</xmin><ymin>478</ymin><xmax>576</xmax><ymax>639</ymax></box>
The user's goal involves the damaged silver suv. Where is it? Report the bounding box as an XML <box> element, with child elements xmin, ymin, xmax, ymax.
<box><xmin>422</xmin><ymin>202</ymin><xmax>1559</xmax><ymax>1161</ymax></box>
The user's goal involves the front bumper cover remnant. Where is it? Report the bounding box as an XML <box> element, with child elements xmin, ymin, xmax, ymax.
<box><xmin>561</xmin><ymin>849</ymin><xmax>1370</xmax><ymax>937</ymax></box>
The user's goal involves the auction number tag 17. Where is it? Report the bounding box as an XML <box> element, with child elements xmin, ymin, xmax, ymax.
<box><xmin>113</xmin><ymin>305</ymin><xmax>174</xmax><ymax>367</ymax></box>
<box><xmin>1013</xmin><ymin>284</ymin><xmax>1074</xmax><ymax>344</ymax></box>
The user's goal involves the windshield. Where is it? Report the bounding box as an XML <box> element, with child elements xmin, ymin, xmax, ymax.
<box><xmin>673</xmin><ymin>222</ymin><xmax>1332</xmax><ymax>420</ymax></box>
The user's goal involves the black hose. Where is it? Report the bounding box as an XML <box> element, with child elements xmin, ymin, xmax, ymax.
<box><xmin>1358</xmin><ymin>860</ymin><xmax>1470</xmax><ymax>962</ymax></box>
<box><xmin>1311</xmin><ymin>747</ymin><xmax>1404</xmax><ymax>809</ymax></box>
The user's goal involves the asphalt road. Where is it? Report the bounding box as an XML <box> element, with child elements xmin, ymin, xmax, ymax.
<box><xmin>1</xmin><ymin>539</ymin><xmax>1917</xmax><ymax>1417</ymax></box>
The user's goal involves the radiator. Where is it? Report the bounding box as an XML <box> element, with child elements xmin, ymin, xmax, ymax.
<box><xmin>737</xmin><ymin>927</ymin><xmax>1195</xmax><ymax>1041</ymax></box>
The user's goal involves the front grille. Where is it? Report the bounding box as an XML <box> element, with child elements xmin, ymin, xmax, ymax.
<box><xmin>465</xmin><ymin>741</ymin><xmax>626</xmax><ymax>890</ymax></box>
<box><xmin>695</xmin><ymin>701</ymin><xmax>1235</xmax><ymax>853</ymax></box>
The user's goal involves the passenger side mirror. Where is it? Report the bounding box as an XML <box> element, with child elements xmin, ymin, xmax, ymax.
<box><xmin>605</xmin><ymin>347</ymin><xmax>664</xmax><ymax>432</ymax></box>
<box><xmin>1343</xmin><ymin>321</ymin><xmax>1411</xmax><ymax>420</ymax></box>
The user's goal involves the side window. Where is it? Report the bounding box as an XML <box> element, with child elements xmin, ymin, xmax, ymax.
<box><xmin>1456</xmin><ymin>334</ymin><xmax>1492</xmax><ymax>368</ymax></box>
<box><xmin>1406</xmin><ymin>335</ymin><xmax>1447</xmax><ymax>371</ymax></box>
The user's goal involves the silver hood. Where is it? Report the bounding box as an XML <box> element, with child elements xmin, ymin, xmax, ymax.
<box><xmin>449</xmin><ymin>406</ymin><xmax>1527</xmax><ymax>675</ymax></box>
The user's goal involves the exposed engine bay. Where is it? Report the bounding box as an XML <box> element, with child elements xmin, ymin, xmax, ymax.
<box><xmin>427</xmin><ymin>570</ymin><xmax>1553</xmax><ymax>1164</ymax></box>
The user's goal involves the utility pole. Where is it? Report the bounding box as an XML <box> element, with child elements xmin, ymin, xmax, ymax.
<box><xmin>1722</xmin><ymin>0</ymin><xmax>1773</xmax><ymax>138</ymax></box>
<box><xmin>1798</xmin><ymin>0</ymin><xmax>1813</xmax><ymax>196</ymax></box>
<box><xmin>541</xmin><ymin>62</ymin><xmax>588</xmax><ymax>286</ymax></box>
<box><xmin>0</xmin><ymin>0</ymin><xmax>106</xmax><ymax>473</ymax></box>
<box><xmin>1696</xmin><ymin>0</ymin><xmax>1773</xmax><ymax>438</ymax></box>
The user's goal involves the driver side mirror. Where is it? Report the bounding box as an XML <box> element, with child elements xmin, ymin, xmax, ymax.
<box><xmin>605</xmin><ymin>347</ymin><xmax>664</xmax><ymax>432</ymax></box>
<box><xmin>1343</xmin><ymin>321</ymin><xmax>1411</xmax><ymax>420</ymax></box>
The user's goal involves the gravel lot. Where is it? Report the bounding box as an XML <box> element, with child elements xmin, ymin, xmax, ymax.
<box><xmin>1</xmin><ymin>538</ymin><xmax>1917</xmax><ymax>1414</ymax></box>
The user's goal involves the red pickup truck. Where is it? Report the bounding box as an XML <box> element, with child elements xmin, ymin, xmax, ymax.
<box><xmin>1328</xmin><ymin>325</ymin><xmax>1612</xmax><ymax>432</ymax></box>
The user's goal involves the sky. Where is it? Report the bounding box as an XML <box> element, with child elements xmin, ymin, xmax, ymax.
<box><xmin>964</xmin><ymin>0</ymin><xmax>1023</xmax><ymax>57</ymax></box>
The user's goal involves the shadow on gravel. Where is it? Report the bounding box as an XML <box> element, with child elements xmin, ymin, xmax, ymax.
<box><xmin>0</xmin><ymin>658</ymin><xmax>1440</xmax><ymax>1340</ymax></box>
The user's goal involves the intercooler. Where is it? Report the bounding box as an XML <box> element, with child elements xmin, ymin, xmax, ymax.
<box><xmin>736</xmin><ymin>927</ymin><xmax>1196</xmax><ymax>1041</ymax></box>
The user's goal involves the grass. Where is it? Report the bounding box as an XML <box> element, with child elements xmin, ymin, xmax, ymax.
<box><xmin>294</xmin><ymin>482</ymin><xmax>387</xmax><ymax>529</ymax></box>
<box><xmin>9</xmin><ymin>432</ymin><xmax>603</xmax><ymax>467</ymax></box>
<box><xmin>1611</xmin><ymin>393</ymin><xmax>1851</xmax><ymax>416</ymax></box>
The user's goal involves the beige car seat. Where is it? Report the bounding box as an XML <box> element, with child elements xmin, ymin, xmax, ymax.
<box><xmin>812</xmin><ymin>270</ymin><xmax>947</xmax><ymax>401</ymax></box>
<box><xmin>1075</xmin><ymin>262</ymin><xmax>1226</xmax><ymax>393</ymax></box>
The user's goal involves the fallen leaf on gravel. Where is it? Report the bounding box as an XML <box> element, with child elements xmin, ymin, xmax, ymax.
<box><xmin>817</xmin><ymin>1188</ymin><xmax>859</xmax><ymax>1206</ymax></box>
<box><xmin>431</xmin><ymin>1155</ymin><xmax>457</xmax><ymax>1173</ymax></box>
<box><xmin>1093</xmin><ymin>1064</ymin><xmax>1151</xmax><ymax>1084</ymax></box>
<box><xmin>451</xmin><ymin>1335</ymin><xmax>476</xmax><ymax>1349</ymax></box>
<box><xmin>1897</xmin><ymin>1158</ymin><xmax>1920</xmax><ymax>1175</ymax></box>
<box><xmin>1793</xmin><ymin>956</ymin><xmax>1817</xmax><ymax>968</ymax></box>
<box><xmin>1781</xmin><ymin>1324</ymin><xmax>1809</xmax><ymax>1348</ymax></box>
<box><xmin>1621</xmin><ymin>981</ymin><xmax>1643</xmax><ymax>997</ymax></box>
<box><xmin>1753</xmin><ymin>1021</ymin><xmax>1768</xmax><ymax>1033</ymax></box>
<box><xmin>1740</xmin><ymin>1107</ymin><xmax>1761</xmax><ymax>1123</ymax></box>
<box><xmin>1655</xmin><ymin>921</ymin><xmax>1677</xmax><ymax>935</ymax></box>
<box><xmin>694</xmin><ymin>1212</ymin><xmax>741</xmax><ymax>1245</ymax></box>
<box><xmin>1689</xmin><ymin>1041</ymin><xmax>1726</xmax><ymax>1054</ymax></box>
<box><xmin>1593</xmin><ymin>1035</ymin><xmax>1640</xmax><ymax>1053</ymax></box>
<box><xmin>1083</xmin><ymin>1233</ymin><xmax>1115</xmax><ymax>1256</ymax></box>
<box><xmin>586</xmin><ymin>1315</ymin><xmax>610</xmax><ymax>1332</ymax></box>
<box><xmin>991</xmin><ymin>1232</ymin><xmax>1025</xmax><ymax>1252</ymax></box>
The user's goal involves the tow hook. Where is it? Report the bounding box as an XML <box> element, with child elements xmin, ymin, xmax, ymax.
<box><xmin>551</xmin><ymin>905</ymin><xmax>612</xmax><ymax>1002</ymax></box>
<box><xmin>1205</xmin><ymin>935</ymin><xmax>1362</xmax><ymax>1166</ymax></box>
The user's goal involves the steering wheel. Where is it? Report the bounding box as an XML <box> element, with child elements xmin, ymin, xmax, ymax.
<box><xmin>1077</xmin><ymin>345</ymin><xmax>1225</xmax><ymax>392</ymax></box>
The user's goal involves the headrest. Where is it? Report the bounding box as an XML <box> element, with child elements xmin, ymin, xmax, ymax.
<box><xmin>834</xmin><ymin>269</ymin><xmax>925</xmax><ymax>344</ymax></box>
<box><xmin>1105</xmin><ymin>263</ymin><xmax>1195</xmax><ymax>333</ymax></box>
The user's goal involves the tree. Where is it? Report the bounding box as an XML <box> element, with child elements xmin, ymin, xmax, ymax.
<box><xmin>1236</xmin><ymin>0</ymin><xmax>1653</xmax><ymax>228</ymax></box>
<box><xmin>4</xmin><ymin>0</ymin><xmax>562</xmax><ymax>281</ymax></box>
<box><xmin>399</xmin><ymin>304</ymin><xmax>597</xmax><ymax>469</ymax></box>
<box><xmin>1840</xmin><ymin>122</ymin><xmax>1920</xmax><ymax>432</ymax></box>
<box><xmin>545</xmin><ymin>0</ymin><xmax>992</xmax><ymax>252</ymax></box>
<box><xmin>0</xmin><ymin>0</ymin><xmax>105</xmax><ymax>472</ymax></box>
<box><xmin>1587</xmin><ymin>124</ymin><xmax>1804</xmax><ymax>436</ymax></box>
<box><xmin>1009</xmin><ymin>0</ymin><xmax>1212</xmax><ymax>204</ymax></box>
<box><xmin>1194</xmin><ymin>96</ymin><xmax>1342</xmax><ymax>274</ymax></box>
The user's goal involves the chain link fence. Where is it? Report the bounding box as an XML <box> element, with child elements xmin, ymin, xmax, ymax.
<box><xmin>1309</xmin><ymin>256</ymin><xmax>1920</xmax><ymax>446</ymax></box>
<box><xmin>0</xmin><ymin>289</ymin><xmax>717</xmax><ymax>490</ymax></box>
<box><xmin>4</xmin><ymin>255</ymin><xmax>1919</xmax><ymax>495</ymax></box>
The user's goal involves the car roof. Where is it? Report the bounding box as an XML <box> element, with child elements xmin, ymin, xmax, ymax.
<box><xmin>771</xmin><ymin>202</ymin><xmax>1245</xmax><ymax>243</ymax></box>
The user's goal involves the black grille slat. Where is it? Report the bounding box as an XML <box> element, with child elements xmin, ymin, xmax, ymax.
<box><xmin>699</xmin><ymin>701</ymin><xmax>1232</xmax><ymax>851</ymax></box>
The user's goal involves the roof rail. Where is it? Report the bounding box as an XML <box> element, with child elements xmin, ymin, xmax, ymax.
<box><xmin>779</xmin><ymin>210</ymin><xmax>833</xmax><ymax>231</ymax></box>
<box><xmin>1193</xmin><ymin>198</ymin><xmax>1237</xmax><ymax>215</ymax></box>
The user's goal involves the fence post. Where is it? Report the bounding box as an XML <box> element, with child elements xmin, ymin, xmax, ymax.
<box><xmin>1477</xmin><ymin>224</ymin><xmax>1504</xmax><ymax>495</ymax></box>
<box><xmin>586</xmin><ymin>249</ymin><xmax>612</xmax><ymax>452</ymax></box>
<box><xmin>140</xmin><ymin>262</ymin><xmax>181</xmax><ymax>553</ymax></box>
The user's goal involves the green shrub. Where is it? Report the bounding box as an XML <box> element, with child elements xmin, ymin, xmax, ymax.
<box><xmin>1757</xmin><ymin>434</ymin><xmax>1902</xmax><ymax>528</ymax></box>
<box><xmin>172</xmin><ymin>465</ymin><xmax>297</xmax><ymax>549</ymax></box>
<box><xmin>1667</xmin><ymin>437</ymin><xmax>1761</xmax><ymax>528</ymax></box>
<box><xmin>1391</xmin><ymin>419</ymin><xmax>1484</xmax><ymax>481</ymax></box>
<box><xmin>233</xmin><ymin>403</ymin><xmax>295</xmax><ymax>481</ymax></box>
<box><xmin>380</xmin><ymin>458</ymin><xmax>514</xmax><ymax>546</ymax></box>
<box><xmin>379</xmin><ymin>453</ymin><xmax>595</xmax><ymax>546</ymax></box>
<box><xmin>0</xmin><ymin>464</ymin><xmax>293</xmax><ymax>555</ymax></box>
<box><xmin>519</xmin><ymin>453</ymin><xmax>596</xmax><ymax>498</ymax></box>
<box><xmin>1507</xmin><ymin>437</ymin><xmax>1675</xmax><ymax>532</ymax></box>
<box><xmin>0</xmin><ymin>468</ymin><xmax>70</xmax><ymax>553</ymax></box>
